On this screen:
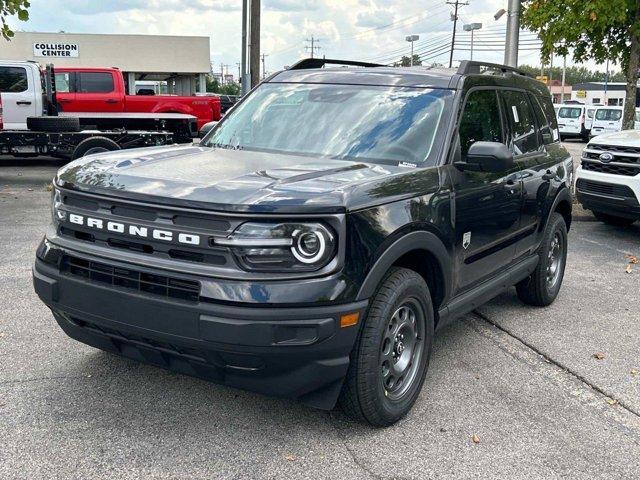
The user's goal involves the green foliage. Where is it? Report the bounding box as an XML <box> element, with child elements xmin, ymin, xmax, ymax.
<box><xmin>518</xmin><ymin>64</ymin><xmax>626</xmax><ymax>85</ymax></box>
<box><xmin>206</xmin><ymin>75</ymin><xmax>240</xmax><ymax>96</ymax></box>
<box><xmin>521</xmin><ymin>0</ymin><xmax>640</xmax><ymax>128</ymax></box>
<box><xmin>0</xmin><ymin>0</ymin><xmax>30</xmax><ymax>40</ymax></box>
<box><xmin>394</xmin><ymin>55</ymin><xmax>422</xmax><ymax>67</ymax></box>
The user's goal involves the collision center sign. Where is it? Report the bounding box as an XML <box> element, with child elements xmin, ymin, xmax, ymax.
<box><xmin>33</xmin><ymin>43</ymin><xmax>79</xmax><ymax>58</ymax></box>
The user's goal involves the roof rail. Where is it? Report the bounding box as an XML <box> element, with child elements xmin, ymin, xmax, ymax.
<box><xmin>457</xmin><ymin>60</ymin><xmax>531</xmax><ymax>77</ymax></box>
<box><xmin>288</xmin><ymin>58</ymin><xmax>385</xmax><ymax>71</ymax></box>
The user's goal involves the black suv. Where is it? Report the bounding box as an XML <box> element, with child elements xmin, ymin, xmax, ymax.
<box><xmin>33</xmin><ymin>59</ymin><xmax>573</xmax><ymax>427</ymax></box>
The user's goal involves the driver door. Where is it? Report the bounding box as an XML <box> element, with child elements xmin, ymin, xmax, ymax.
<box><xmin>452</xmin><ymin>88</ymin><xmax>523</xmax><ymax>293</ymax></box>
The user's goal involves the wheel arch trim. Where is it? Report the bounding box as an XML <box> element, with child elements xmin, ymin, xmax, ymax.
<box><xmin>355</xmin><ymin>230</ymin><xmax>452</xmax><ymax>303</ymax></box>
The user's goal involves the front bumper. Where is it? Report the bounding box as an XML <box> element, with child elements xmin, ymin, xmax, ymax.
<box><xmin>33</xmin><ymin>242</ymin><xmax>368</xmax><ymax>410</ymax></box>
<box><xmin>575</xmin><ymin>167</ymin><xmax>640</xmax><ymax>219</ymax></box>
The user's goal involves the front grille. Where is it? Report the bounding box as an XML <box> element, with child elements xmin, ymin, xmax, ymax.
<box><xmin>583</xmin><ymin>151</ymin><xmax>640</xmax><ymax>165</ymax></box>
<box><xmin>61</xmin><ymin>255</ymin><xmax>201</xmax><ymax>302</ymax></box>
<box><xmin>581</xmin><ymin>161</ymin><xmax>640</xmax><ymax>176</ymax></box>
<box><xmin>576</xmin><ymin>179</ymin><xmax>637</xmax><ymax>199</ymax></box>
<box><xmin>589</xmin><ymin>144</ymin><xmax>640</xmax><ymax>155</ymax></box>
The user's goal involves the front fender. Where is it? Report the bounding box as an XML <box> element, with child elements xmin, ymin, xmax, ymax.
<box><xmin>355</xmin><ymin>230</ymin><xmax>452</xmax><ymax>303</ymax></box>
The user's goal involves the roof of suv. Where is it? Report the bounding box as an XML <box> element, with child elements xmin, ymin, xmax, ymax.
<box><xmin>268</xmin><ymin>59</ymin><xmax>547</xmax><ymax>94</ymax></box>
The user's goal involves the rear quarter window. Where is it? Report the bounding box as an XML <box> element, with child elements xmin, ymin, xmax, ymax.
<box><xmin>531</xmin><ymin>94</ymin><xmax>559</xmax><ymax>144</ymax></box>
<box><xmin>78</xmin><ymin>72</ymin><xmax>114</xmax><ymax>93</ymax></box>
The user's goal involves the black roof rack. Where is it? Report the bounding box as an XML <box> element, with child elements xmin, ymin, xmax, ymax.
<box><xmin>457</xmin><ymin>60</ymin><xmax>531</xmax><ymax>77</ymax></box>
<box><xmin>288</xmin><ymin>58</ymin><xmax>385</xmax><ymax>71</ymax></box>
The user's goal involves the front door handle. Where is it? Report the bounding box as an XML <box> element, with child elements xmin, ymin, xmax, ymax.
<box><xmin>58</xmin><ymin>99</ymin><xmax>72</xmax><ymax>103</ymax></box>
<box><xmin>16</xmin><ymin>100</ymin><xmax>32</xmax><ymax>105</ymax></box>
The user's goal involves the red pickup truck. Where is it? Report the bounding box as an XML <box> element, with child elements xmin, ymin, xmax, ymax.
<box><xmin>54</xmin><ymin>67</ymin><xmax>221</xmax><ymax>130</ymax></box>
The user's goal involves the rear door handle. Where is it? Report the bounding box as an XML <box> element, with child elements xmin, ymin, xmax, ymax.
<box><xmin>58</xmin><ymin>99</ymin><xmax>72</xmax><ymax>103</ymax></box>
<box><xmin>542</xmin><ymin>170</ymin><xmax>555</xmax><ymax>181</ymax></box>
<box><xmin>16</xmin><ymin>101</ymin><xmax>32</xmax><ymax>105</ymax></box>
<box><xmin>105</xmin><ymin>99</ymin><xmax>118</xmax><ymax>104</ymax></box>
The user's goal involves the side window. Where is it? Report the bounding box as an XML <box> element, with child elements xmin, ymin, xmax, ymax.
<box><xmin>78</xmin><ymin>72</ymin><xmax>114</xmax><ymax>93</ymax></box>
<box><xmin>530</xmin><ymin>94</ymin><xmax>557</xmax><ymax>144</ymax></box>
<box><xmin>459</xmin><ymin>89</ymin><xmax>504</xmax><ymax>157</ymax></box>
<box><xmin>55</xmin><ymin>72</ymin><xmax>72</xmax><ymax>93</ymax></box>
<box><xmin>502</xmin><ymin>90</ymin><xmax>541</xmax><ymax>156</ymax></box>
<box><xmin>0</xmin><ymin>66</ymin><xmax>28</xmax><ymax>93</ymax></box>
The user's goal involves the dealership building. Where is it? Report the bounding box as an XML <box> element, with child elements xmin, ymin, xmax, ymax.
<box><xmin>570</xmin><ymin>82</ymin><xmax>640</xmax><ymax>107</ymax></box>
<box><xmin>0</xmin><ymin>31</ymin><xmax>211</xmax><ymax>95</ymax></box>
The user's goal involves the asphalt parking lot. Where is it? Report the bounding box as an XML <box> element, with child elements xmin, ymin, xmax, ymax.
<box><xmin>1</xmin><ymin>142</ymin><xmax>639</xmax><ymax>479</ymax></box>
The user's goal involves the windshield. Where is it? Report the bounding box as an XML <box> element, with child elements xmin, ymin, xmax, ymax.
<box><xmin>595</xmin><ymin>109</ymin><xmax>622</xmax><ymax>121</ymax></box>
<box><xmin>204</xmin><ymin>83</ymin><xmax>452</xmax><ymax>166</ymax></box>
<box><xmin>558</xmin><ymin>107</ymin><xmax>582</xmax><ymax>119</ymax></box>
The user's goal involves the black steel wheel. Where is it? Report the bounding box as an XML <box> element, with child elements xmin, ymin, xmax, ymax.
<box><xmin>516</xmin><ymin>212</ymin><xmax>568</xmax><ymax>306</ymax></box>
<box><xmin>72</xmin><ymin>137</ymin><xmax>121</xmax><ymax>160</ymax></box>
<box><xmin>339</xmin><ymin>267</ymin><xmax>434</xmax><ymax>427</ymax></box>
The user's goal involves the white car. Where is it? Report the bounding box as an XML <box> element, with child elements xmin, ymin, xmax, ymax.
<box><xmin>590</xmin><ymin>106</ymin><xmax>623</xmax><ymax>137</ymax></box>
<box><xmin>556</xmin><ymin>104</ymin><xmax>589</xmax><ymax>141</ymax></box>
<box><xmin>576</xmin><ymin>129</ymin><xmax>640</xmax><ymax>226</ymax></box>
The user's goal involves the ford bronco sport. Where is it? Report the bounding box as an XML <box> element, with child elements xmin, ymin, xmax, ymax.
<box><xmin>33</xmin><ymin>59</ymin><xmax>573</xmax><ymax>427</ymax></box>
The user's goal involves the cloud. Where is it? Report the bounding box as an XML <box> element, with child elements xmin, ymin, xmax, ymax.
<box><xmin>355</xmin><ymin>9</ymin><xmax>394</xmax><ymax>28</ymax></box>
<box><xmin>265</xmin><ymin>0</ymin><xmax>320</xmax><ymax>11</ymax></box>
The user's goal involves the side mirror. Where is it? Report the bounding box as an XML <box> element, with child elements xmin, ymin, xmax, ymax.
<box><xmin>456</xmin><ymin>141</ymin><xmax>514</xmax><ymax>173</ymax></box>
<box><xmin>541</xmin><ymin>132</ymin><xmax>553</xmax><ymax>144</ymax></box>
<box><xmin>199</xmin><ymin>121</ymin><xmax>218</xmax><ymax>139</ymax></box>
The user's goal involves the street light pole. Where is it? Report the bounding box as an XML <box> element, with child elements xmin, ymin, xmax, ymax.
<box><xmin>405</xmin><ymin>35</ymin><xmax>419</xmax><ymax>66</ymax></box>
<box><xmin>503</xmin><ymin>0</ymin><xmax>521</xmax><ymax>67</ymax></box>
<box><xmin>241</xmin><ymin>0</ymin><xmax>249</xmax><ymax>95</ymax></box>
<box><xmin>463</xmin><ymin>23</ymin><xmax>482</xmax><ymax>61</ymax></box>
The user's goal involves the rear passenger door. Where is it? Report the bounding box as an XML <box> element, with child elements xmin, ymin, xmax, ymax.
<box><xmin>500</xmin><ymin>90</ymin><xmax>557</xmax><ymax>256</ymax></box>
<box><xmin>0</xmin><ymin>65</ymin><xmax>38</xmax><ymax>129</ymax></box>
<box><xmin>73</xmin><ymin>71</ymin><xmax>123</xmax><ymax>112</ymax></box>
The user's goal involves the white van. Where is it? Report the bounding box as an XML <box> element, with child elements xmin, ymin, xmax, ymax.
<box><xmin>584</xmin><ymin>106</ymin><xmax>598</xmax><ymax>131</ymax></box>
<box><xmin>556</xmin><ymin>104</ymin><xmax>589</xmax><ymax>141</ymax></box>
<box><xmin>591</xmin><ymin>106</ymin><xmax>623</xmax><ymax>137</ymax></box>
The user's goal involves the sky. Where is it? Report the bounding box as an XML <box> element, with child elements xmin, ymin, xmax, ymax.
<box><xmin>7</xmin><ymin>0</ymin><xmax>610</xmax><ymax>78</ymax></box>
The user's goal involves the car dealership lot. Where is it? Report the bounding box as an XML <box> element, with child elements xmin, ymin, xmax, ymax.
<box><xmin>1</xmin><ymin>149</ymin><xmax>639</xmax><ymax>479</ymax></box>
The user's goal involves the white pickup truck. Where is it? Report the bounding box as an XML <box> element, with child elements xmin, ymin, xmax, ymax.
<box><xmin>0</xmin><ymin>60</ymin><xmax>197</xmax><ymax>159</ymax></box>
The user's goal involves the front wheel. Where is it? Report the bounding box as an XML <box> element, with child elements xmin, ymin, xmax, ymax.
<box><xmin>516</xmin><ymin>212</ymin><xmax>568</xmax><ymax>307</ymax></box>
<box><xmin>339</xmin><ymin>267</ymin><xmax>434</xmax><ymax>427</ymax></box>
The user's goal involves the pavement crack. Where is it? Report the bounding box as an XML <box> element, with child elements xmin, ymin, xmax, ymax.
<box><xmin>472</xmin><ymin>309</ymin><xmax>640</xmax><ymax>420</ymax></box>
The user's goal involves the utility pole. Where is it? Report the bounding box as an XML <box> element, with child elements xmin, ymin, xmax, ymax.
<box><xmin>261</xmin><ymin>54</ymin><xmax>268</xmax><ymax>79</ymax></box>
<box><xmin>503</xmin><ymin>0</ymin><xmax>521</xmax><ymax>67</ymax></box>
<box><xmin>241</xmin><ymin>0</ymin><xmax>249</xmax><ymax>95</ymax></box>
<box><xmin>305</xmin><ymin>36</ymin><xmax>321</xmax><ymax>58</ymax></box>
<box><xmin>446</xmin><ymin>0</ymin><xmax>468</xmax><ymax>68</ymax></box>
<box><xmin>249</xmin><ymin>0</ymin><xmax>261</xmax><ymax>88</ymax></box>
<box><xmin>604</xmin><ymin>58</ymin><xmax>610</xmax><ymax>104</ymax></box>
<box><xmin>236</xmin><ymin>62</ymin><xmax>241</xmax><ymax>84</ymax></box>
<box><xmin>220</xmin><ymin>63</ymin><xmax>225</xmax><ymax>85</ymax></box>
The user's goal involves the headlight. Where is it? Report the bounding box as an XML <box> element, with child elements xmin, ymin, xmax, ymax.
<box><xmin>52</xmin><ymin>188</ymin><xmax>65</xmax><ymax>223</ymax></box>
<box><xmin>216</xmin><ymin>222</ymin><xmax>336</xmax><ymax>272</ymax></box>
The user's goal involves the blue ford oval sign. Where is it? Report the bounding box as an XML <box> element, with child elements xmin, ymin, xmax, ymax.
<box><xmin>599</xmin><ymin>152</ymin><xmax>614</xmax><ymax>163</ymax></box>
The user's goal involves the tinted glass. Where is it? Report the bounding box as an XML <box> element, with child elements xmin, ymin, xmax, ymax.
<box><xmin>78</xmin><ymin>72</ymin><xmax>114</xmax><ymax>93</ymax></box>
<box><xmin>558</xmin><ymin>107</ymin><xmax>581</xmax><ymax>119</ymax></box>
<box><xmin>530</xmin><ymin>95</ymin><xmax>551</xmax><ymax>144</ymax></box>
<box><xmin>205</xmin><ymin>83</ymin><xmax>452</xmax><ymax>165</ymax></box>
<box><xmin>502</xmin><ymin>90</ymin><xmax>540</xmax><ymax>155</ymax></box>
<box><xmin>459</xmin><ymin>89</ymin><xmax>503</xmax><ymax>157</ymax></box>
<box><xmin>586</xmin><ymin>108</ymin><xmax>596</xmax><ymax>118</ymax></box>
<box><xmin>0</xmin><ymin>66</ymin><xmax>28</xmax><ymax>93</ymax></box>
<box><xmin>55</xmin><ymin>72</ymin><xmax>71</xmax><ymax>93</ymax></box>
<box><xmin>595</xmin><ymin>109</ymin><xmax>622</xmax><ymax>121</ymax></box>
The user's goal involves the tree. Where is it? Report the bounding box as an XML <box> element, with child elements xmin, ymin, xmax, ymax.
<box><xmin>0</xmin><ymin>0</ymin><xmax>30</xmax><ymax>40</ymax></box>
<box><xmin>394</xmin><ymin>55</ymin><xmax>422</xmax><ymax>67</ymax></box>
<box><xmin>206</xmin><ymin>75</ymin><xmax>241</xmax><ymax>96</ymax></box>
<box><xmin>518</xmin><ymin>64</ymin><xmax>626</xmax><ymax>85</ymax></box>
<box><xmin>521</xmin><ymin>0</ymin><xmax>640</xmax><ymax>129</ymax></box>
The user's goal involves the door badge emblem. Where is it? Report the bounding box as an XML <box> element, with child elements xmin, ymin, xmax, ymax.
<box><xmin>463</xmin><ymin>232</ymin><xmax>472</xmax><ymax>250</ymax></box>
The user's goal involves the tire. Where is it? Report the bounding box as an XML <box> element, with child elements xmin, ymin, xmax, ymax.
<box><xmin>592</xmin><ymin>211</ymin><xmax>636</xmax><ymax>227</ymax></box>
<box><xmin>516</xmin><ymin>212</ymin><xmax>568</xmax><ymax>307</ymax></box>
<box><xmin>27</xmin><ymin>116</ymin><xmax>80</xmax><ymax>133</ymax></box>
<box><xmin>339</xmin><ymin>267</ymin><xmax>434</xmax><ymax>427</ymax></box>
<box><xmin>72</xmin><ymin>137</ymin><xmax>121</xmax><ymax>160</ymax></box>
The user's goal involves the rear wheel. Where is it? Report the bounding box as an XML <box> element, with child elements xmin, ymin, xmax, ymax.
<box><xmin>592</xmin><ymin>211</ymin><xmax>636</xmax><ymax>227</ymax></box>
<box><xmin>72</xmin><ymin>137</ymin><xmax>121</xmax><ymax>159</ymax></box>
<box><xmin>516</xmin><ymin>212</ymin><xmax>568</xmax><ymax>307</ymax></box>
<box><xmin>339</xmin><ymin>267</ymin><xmax>434</xmax><ymax>427</ymax></box>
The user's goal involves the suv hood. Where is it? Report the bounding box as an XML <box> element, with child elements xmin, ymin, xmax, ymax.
<box><xmin>589</xmin><ymin>129</ymin><xmax>640</xmax><ymax>147</ymax></box>
<box><xmin>55</xmin><ymin>144</ymin><xmax>416</xmax><ymax>213</ymax></box>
